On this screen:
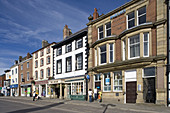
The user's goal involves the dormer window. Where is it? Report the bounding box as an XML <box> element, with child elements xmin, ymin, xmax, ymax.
<box><xmin>105</xmin><ymin>22</ymin><xmax>111</xmax><ymax>37</ymax></box>
<box><xmin>98</xmin><ymin>25</ymin><xmax>103</xmax><ymax>39</ymax></box>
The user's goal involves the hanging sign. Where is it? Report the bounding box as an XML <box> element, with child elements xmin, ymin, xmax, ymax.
<box><xmin>106</xmin><ymin>78</ymin><xmax>110</xmax><ymax>85</ymax></box>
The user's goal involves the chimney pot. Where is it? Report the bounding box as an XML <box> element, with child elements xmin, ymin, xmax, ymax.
<box><xmin>63</xmin><ymin>25</ymin><xmax>72</xmax><ymax>40</ymax></box>
<box><xmin>93</xmin><ymin>8</ymin><xmax>99</xmax><ymax>20</ymax></box>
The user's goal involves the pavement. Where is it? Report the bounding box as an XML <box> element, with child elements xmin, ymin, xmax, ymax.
<box><xmin>1</xmin><ymin>96</ymin><xmax>170</xmax><ymax>113</ymax></box>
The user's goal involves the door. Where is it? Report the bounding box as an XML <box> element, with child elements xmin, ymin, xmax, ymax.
<box><xmin>143</xmin><ymin>78</ymin><xmax>156</xmax><ymax>103</ymax></box>
<box><xmin>126</xmin><ymin>81</ymin><xmax>137</xmax><ymax>103</ymax></box>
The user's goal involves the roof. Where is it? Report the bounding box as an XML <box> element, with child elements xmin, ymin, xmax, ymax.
<box><xmin>52</xmin><ymin>27</ymin><xmax>88</xmax><ymax>48</ymax></box>
<box><xmin>4</xmin><ymin>70</ymin><xmax>10</xmax><ymax>73</ymax></box>
<box><xmin>32</xmin><ymin>42</ymin><xmax>57</xmax><ymax>54</ymax></box>
<box><xmin>87</xmin><ymin>0</ymin><xmax>140</xmax><ymax>26</ymax></box>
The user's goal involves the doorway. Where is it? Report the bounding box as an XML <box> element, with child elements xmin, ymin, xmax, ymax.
<box><xmin>126</xmin><ymin>81</ymin><xmax>137</xmax><ymax>103</ymax></box>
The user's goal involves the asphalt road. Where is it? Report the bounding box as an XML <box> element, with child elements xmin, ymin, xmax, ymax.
<box><xmin>0</xmin><ymin>97</ymin><xmax>167</xmax><ymax>113</ymax></box>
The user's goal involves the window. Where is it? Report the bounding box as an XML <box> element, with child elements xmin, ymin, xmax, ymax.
<box><xmin>40</xmin><ymin>58</ymin><xmax>44</xmax><ymax>66</ymax></box>
<box><xmin>21</xmin><ymin>65</ymin><xmax>23</xmax><ymax>70</ymax></box>
<box><xmin>66</xmin><ymin>43</ymin><xmax>72</xmax><ymax>53</ymax></box>
<box><xmin>95</xmin><ymin>48</ymin><xmax>97</xmax><ymax>66</ymax></box>
<box><xmin>57</xmin><ymin>47</ymin><xmax>62</xmax><ymax>56</ymax></box>
<box><xmin>35</xmin><ymin>60</ymin><xmax>38</xmax><ymax>68</ymax></box>
<box><xmin>35</xmin><ymin>71</ymin><xmax>38</xmax><ymax>79</ymax></box>
<box><xmin>143</xmin><ymin>67</ymin><xmax>156</xmax><ymax>77</ymax></box>
<box><xmin>66</xmin><ymin>56</ymin><xmax>72</xmax><ymax>72</ymax></box>
<box><xmin>35</xmin><ymin>53</ymin><xmax>38</xmax><ymax>58</ymax></box>
<box><xmin>143</xmin><ymin>32</ymin><xmax>149</xmax><ymax>57</ymax></box>
<box><xmin>113</xmin><ymin>71</ymin><xmax>122</xmax><ymax>91</ymax></box>
<box><xmin>47</xmin><ymin>47</ymin><xmax>50</xmax><ymax>54</ymax></box>
<box><xmin>98</xmin><ymin>25</ymin><xmax>103</xmax><ymax>39</ymax></box>
<box><xmin>27</xmin><ymin>72</ymin><xmax>29</xmax><ymax>81</ymax></box>
<box><xmin>127</xmin><ymin>11</ymin><xmax>135</xmax><ymax>29</ymax></box>
<box><xmin>122</xmin><ymin>40</ymin><xmax>126</xmax><ymax>61</ymax></box>
<box><xmin>99</xmin><ymin>45</ymin><xmax>107</xmax><ymax>64</ymax></box>
<box><xmin>105</xmin><ymin>22</ymin><xmax>111</xmax><ymax>37</ymax></box>
<box><xmin>47</xmin><ymin>57</ymin><xmax>50</xmax><ymax>64</ymax></box>
<box><xmin>109</xmin><ymin>43</ymin><xmax>114</xmax><ymax>63</ymax></box>
<box><xmin>129</xmin><ymin>34</ymin><xmax>140</xmax><ymax>59</ymax></box>
<box><xmin>15</xmin><ymin>68</ymin><xmax>17</xmax><ymax>74</ymax></box>
<box><xmin>76</xmin><ymin>53</ymin><xmax>83</xmax><ymax>70</ymax></box>
<box><xmin>57</xmin><ymin>59</ymin><xmax>62</xmax><ymax>74</ymax></box>
<box><xmin>27</xmin><ymin>62</ymin><xmax>29</xmax><ymax>68</ymax></box>
<box><xmin>40</xmin><ymin>70</ymin><xmax>44</xmax><ymax>78</ymax></box>
<box><xmin>94</xmin><ymin>74</ymin><xmax>101</xmax><ymax>90</ymax></box>
<box><xmin>103</xmin><ymin>73</ymin><xmax>111</xmax><ymax>92</ymax></box>
<box><xmin>21</xmin><ymin>74</ymin><xmax>23</xmax><ymax>82</ymax></box>
<box><xmin>15</xmin><ymin>78</ymin><xmax>17</xmax><ymax>83</ymax></box>
<box><xmin>40</xmin><ymin>50</ymin><xmax>44</xmax><ymax>56</ymax></box>
<box><xmin>47</xmin><ymin>68</ymin><xmax>50</xmax><ymax>77</ymax></box>
<box><xmin>72</xmin><ymin>82</ymin><xmax>83</xmax><ymax>95</ymax></box>
<box><xmin>12</xmin><ymin>70</ymin><xmax>14</xmax><ymax>75</ymax></box>
<box><xmin>76</xmin><ymin>39</ymin><xmax>83</xmax><ymax>49</ymax></box>
<box><xmin>137</xmin><ymin>6</ymin><xmax>146</xmax><ymax>25</ymax></box>
<box><xmin>12</xmin><ymin>79</ymin><xmax>14</xmax><ymax>83</ymax></box>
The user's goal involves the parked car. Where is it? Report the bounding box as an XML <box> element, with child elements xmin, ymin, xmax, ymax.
<box><xmin>0</xmin><ymin>93</ymin><xmax>4</xmax><ymax>96</ymax></box>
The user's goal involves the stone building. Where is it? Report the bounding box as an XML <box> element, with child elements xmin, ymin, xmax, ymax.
<box><xmin>87</xmin><ymin>0</ymin><xmax>167</xmax><ymax>105</ymax></box>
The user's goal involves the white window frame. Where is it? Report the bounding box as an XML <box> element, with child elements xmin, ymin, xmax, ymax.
<box><xmin>105</xmin><ymin>22</ymin><xmax>111</xmax><ymax>37</ymax></box>
<box><xmin>137</xmin><ymin>6</ymin><xmax>146</xmax><ymax>26</ymax></box>
<box><xmin>57</xmin><ymin>60</ymin><xmax>62</xmax><ymax>74</ymax></box>
<box><xmin>99</xmin><ymin>45</ymin><xmax>107</xmax><ymax>65</ymax></box>
<box><xmin>66</xmin><ymin>43</ymin><xmax>72</xmax><ymax>53</ymax></box>
<box><xmin>47</xmin><ymin>57</ymin><xmax>50</xmax><ymax>64</ymax></box>
<box><xmin>95</xmin><ymin>48</ymin><xmax>97</xmax><ymax>66</ymax></box>
<box><xmin>113</xmin><ymin>72</ymin><xmax>123</xmax><ymax>92</ymax></box>
<box><xmin>122</xmin><ymin>40</ymin><xmax>126</xmax><ymax>61</ymax></box>
<box><xmin>143</xmin><ymin>32</ymin><xmax>149</xmax><ymax>57</ymax></box>
<box><xmin>142</xmin><ymin>67</ymin><xmax>156</xmax><ymax>78</ymax></box>
<box><xmin>76</xmin><ymin>53</ymin><xmax>83</xmax><ymax>70</ymax></box>
<box><xmin>41</xmin><ymin>70</ymin><xmax>43</xmax><ymax>78</ymax></box>
<box><xmin>128</xmin><ymin>35</ymin><xmax>140</xmax><ymax>59</ymax></box>
<box><xmin>40</xmin><ymin>59</ymin><xmax>43</xmax><ymax>66</ymax></box>
<box><xmin>127</xmin><ymin>11</ymin><xmax>135</xmax><ymax>29</ymax></box>
<box><xmin>57</xmin><ymin>47</ymin><xmax>62</xmax><ymax>56</ymax></box>
<box><xmin>109</xmin><ymin>43</ymin><xmax>114</xmax><ymax>63</ymax></box>
<box><xmin>66</xmin><ymin>57</ymin><xmax>72</xmax><ymax>72</ymax></box>
<box><xmin>98</xmin><ymin>26</ymin><xmax>103</xmax><ymax>40</ymax></box>
<box><xmin>47</xmin><ymin>68</ymin><xmax>50</xmax><ymax>77</ymax></box>
<box><xmin>76</xmin><ymin>39</ymin><xmax>83</xmax><ymax>49</ymax></box>
<box><xmin>103</xmin><ymin>73</ymin><xmax>111</xmax><ymax>92</ymax></box>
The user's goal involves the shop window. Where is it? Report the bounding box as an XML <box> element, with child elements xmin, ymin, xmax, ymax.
<box><xmin>103</xmin><ymin>73</ymin><xmax>111</xmax><ymax>92</ymax></box>
<box><xmin>137</xmin><ymin>6</ymin><xmax>146</xmax><ymax>25</ymax></box>
<box><xmin>98</xmin><ymin>25</ymin><xmax>103</xmax><ymax>39</ymax></box>
<box><xmin>143</xmin><ymin>67</ymin><xmax>156</xmax><ymax>77</ymax></box>
<box><xmin>57</xmin><ymin>59</ymin><xmax>62</xmax><ymax>74</ymax></box>
<box><xmin>109</xmin><ymin>43</ymin><xmax>114</xmax><ymax>63</ymax></box>
<box><xmin>105</xmin><ymin>22</ymin><xmax>111</xmax><ymax>37</ymax></box>
<box><xmin>76</xmin><ymin>53</ymin><xmax>83</xmax><ymax>70</ymax></box>
<box><xmin>143</xmin><ymin>32</ymin><xmax>149</xmax><ymax>57</ymax></box>
<box><xmin>113</xmin><ymin>71</ymin><xmax>122</xmax><ymax>91</ymax></box>
<box><xmin>72</xmin><ymin>82</ymin><xmax>83</xmax><ymax>95</ymax></box>
<box><xmin>56</xmin><ymin>47</ymin><xmax>62</xmax><ymax>56</ymax></box>
<box><xmin>76</xmin><ymin>39</ymin><xmax>83</xmax><ymax>49</ymax></box>
<box><xmin>66</xmin><ymin>56</ymin><xmax>72</xmax><ymax>72</ymax></box>
<box><xmin>129</xmin><ymin>34</ymin><xmax>140</xmax><ymax>59</ymax></box>
<box><xmin>94</xmin><ymin>74</ymin><xmax>101</xmax><ymax>90</ymax></box>
<box><xmin>127</xmin><ymin>11</ymin><xmax>135</xmax><ymax>29</ymax></box>
<box><xmin>66</xmin><ymin>43</ymin><xmax>72</xmax><ymax>53</ymax></box>
<box><xmin>99</xmin><ymin>45</ymin><xmax>107</xmax><ymax>64</ymax></box>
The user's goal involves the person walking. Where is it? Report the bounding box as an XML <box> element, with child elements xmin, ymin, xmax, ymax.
<box><xmin>98</xmin><ymin>90</ymin><xmax>102</xmax><ymax>103</ymax></box>
<box><xmin>33</xmin><ymin>91</ymin><xmax>36</xmax><ymax>101</ymax></box>
<box><xmin>88</xmin><ymin>89</ymin><xmax>93</xmax><ymax>102</ymax></box>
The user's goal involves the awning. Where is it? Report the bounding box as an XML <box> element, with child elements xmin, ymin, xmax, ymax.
<box><xmin>10</xmin><ymin>84</ymin><xmax>18</xmax><ymax>88</ymax></box>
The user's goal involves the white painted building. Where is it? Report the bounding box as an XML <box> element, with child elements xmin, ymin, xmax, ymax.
<box><xmin>10</xmin><ymin>61</ymin><xmax>19</xmax><ymax>96</ymax></box>
<box><xmin>4</xmin><ymin>70</ymin><xmax>11</xmax><ymax>96</ymax></box>
<box><xmin>32</xmin><ymin>40</ymin><xmax>56</xmax><ymax>97</ymax></box>
<box><xmin>51</xmin><ymin>27</ymin><xmax>88</xmax><ymax>100</ymax></box>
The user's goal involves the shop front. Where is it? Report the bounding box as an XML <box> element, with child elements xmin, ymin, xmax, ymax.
<box><xmin>10</xmin><ymin>84</ymin><xmax>19</xmax><ymax>96</ymax></box>
<box><xmin>35</xmin><ymin>80</ymin><xmax>49</xmax><ymax>97</ymax></box>
<box><xmin>20</xmin><ymin>84</ymin><xmax>32</xmax><ymax>97</ymax></box>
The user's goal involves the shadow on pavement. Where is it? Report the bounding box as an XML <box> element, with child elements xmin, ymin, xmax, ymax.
<box><xmin>101</xmin><ymin>104</ymin><xmax>116</xmax><ymax>113</ymax></box>
<box><xmin>7</xmin><ymin>100</ymin><xmax>70</xmax><ymax>113</ymax></box>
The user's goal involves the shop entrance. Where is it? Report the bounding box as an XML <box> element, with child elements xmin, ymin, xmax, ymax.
<box><xmin>143</xmin><ymin>78</ymin><xmax>156</xmax><ymax>103</ymax></box>
<box><xmin>126</xmin><ymin>81</ymin><xmax>137</xmax><ymax>103</ymax></box>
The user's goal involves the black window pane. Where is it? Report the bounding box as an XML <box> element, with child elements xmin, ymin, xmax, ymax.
<box><xmin>99</xmin><ymin>26</ymin><xmax>103</xmax><ymax>32</ymax></box>
<box><xmin>138</xmin><ymin>6</ymin><xmax>146</xmax><ymax>15</ymax></box>
<box><xmin>100</xmin><ymin>45</ymin><xmax>106</xmax><ymax>52</ymax></box>
<box><xmin>99</xmin><ymin>32</ymin><xmax>103</xmax><ymax>39</ymax></box>
<box><xmin>128</xmin><ymin>19</ymin><xmax>135</xmax><ymax>28</ymax></box>
<box><xmin>101</xmin><ymin>53</ymin><xmax>106</xmax><ymax>63</ymax></box>
<box><xmin>110</xmin><ymin>51</ymin><xmax>113</xmax><ymax>62</ymax></box>
<box><xmin>128</xmin><ymin>12</ymin><xmax>134</xmax><ymax>20</ymax></box>
<box><xmin>144</xmin><ymin>67</ymin><xmax>156</xmax><ymax>76</ymax></box>
<box><xmin>107</xmin><ymin>29</ymin><xmax>111</xmax><ymax>36</ymax></box>
<box><xmin>106</xmin><ymin>22</ymin><xmax>111</xmax><ymax>29</ymax></box>
<box><xmin>139</xmin><ymin>15</ymin><xmax>146</xmax><ymax>25</ymax></box>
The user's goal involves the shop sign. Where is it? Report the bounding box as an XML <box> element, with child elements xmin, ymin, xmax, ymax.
<box><xmin>10</xmin><ymin>84</ymin><xmax>18</xmax><ymax>88</ymax></box>
<box><xmin>110</xmin><ymin>9</ymin><xmax>126</xmax><ymax>19</ymax></box>
<box><xmin>49</xmin><ymin>80</ymin><xmax>58</xmax><ymax>84</ymax></box>
<box><xmin>35</xmin><ymin>80</ymin><xmax>48</xmax><ymax>85</ymax></box>
<box><xmin>106</xmin><ymin>78</ymin><xmax>110</xmax><ymax>85</ymax></box>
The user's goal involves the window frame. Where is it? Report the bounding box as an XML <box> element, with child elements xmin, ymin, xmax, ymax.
<box><xmin>105</xmin><ymin>22</ymin><xmax>111</xmax><ymax>37</ymax></box>
<box><xmin>56</xmin><ymin>59</ymin><xmax>62</xmax><ymax>74</ymax></box>
<box><xmin>47</xmin><ymin>56</ymin><xmax>50</xmax><ymax>64</ymax></box>
<box><xmin>21</xmin><ymin>64</ymin><xmax>23</xmax><ymax>70</ymax></box>
<box><xmin>98</xmin><ymin>25</ymin><xmax>104</xmax><ymax>40</ymax></box>
<box><xmin>40</xmin><ymin>69</ymin><xmax>44</xmax><ymax>79</ymax></box>
<box><xmin>66</xmin><ymin>56</ymin><xmax>72</xmax><ymax>72</ymax></box>
<box><xmin>35</xmin><ymin>71</ymin><xmax>38</xmax><ymax>80</ymax></box>
<box><xmin>137</xmin><ymin>6</ymin><xmax>146</xmax><ymax>26</ymax></box>
<box><xmin>76</xmin><ymin>38</ymin><xmax>83</xmax><ymax>49</ymax></box>
<box><xmin>143</xmin><ymin>32</ymin><xmax>149</xmax><ymax>57</ymax></box>
<box><xmin>103</xmin><ymin>73</ymin><xmax>111</xmax><ymax>92</ymax></box>
<box><xmin>40</xmin><ymin>50</ymin><xmax>44</xmax><ymax>57</ymax></box>
<box><xmin>143</xmin><ymin>67</ymin><xmax>156</xmax><ymax>78</ymax></box>
<box><xmin>127</xmin><ymin>11</ymin><xmax>135</xmax><ymax>29</ymax></box>
<box><xmin>21</xmin><ymin>74</ymin><xmax>23</xmax><ymax>82</ymax></box>
<box><xmin>66</xmin><ymin>43</ymin><xmax>72</xmax><ymax>53</ymax></box>
<box><xmin>57</xmin><ymin>47</ymin><xmax>62</xmax><ymax>56</ymax></box>
<box><xmin>122</xmin><ymin>40</ymin><xmax>126</xmax><ymax>61</ymax></box>
<box><xmin>76</xmin><ymin>53</ymin><xmax>83</xmax><ymax>70</ymax></box>
<box><xmin>109</xmin><ymin>43</ymin><xmax>114</xmax><ymax>63</ymax></box>
<box><xmin>27</xmin><ymin>72</ymin><xmax>29</xmax><ymax>81</ymax></box>
<box><xmin>113</xmin><ymin>71</ymin><xmax>123</xmax><ymax>92</ymax></box>
<box><xmin>40</xmin><ymin>58</ymin><xmax>44</xmax><ymax>66</ymax></box>
<box><xmin>99</xmin><ymin>44</ymin><xmax>107</xmax><ymax>65</ymax></box>
<box><xmin>35</xmin><ymin>60</ymin><xmax>38</xmax><ymax>68</ymax></box>
<box><xmin>27</xmin><ymin>62</ymin><xmax>29</xmax><ymax>68</ymax></box>
<box><xmin>47</xmin><ymin>68</ymin><xmax>50</xmax><ymax>77</ymax></box>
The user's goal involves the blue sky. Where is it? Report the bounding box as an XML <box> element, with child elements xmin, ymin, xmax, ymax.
<box><xmin>0</xmin><ymin>0</ymin><xmax>131</xmax><ymax>75</ymax></box>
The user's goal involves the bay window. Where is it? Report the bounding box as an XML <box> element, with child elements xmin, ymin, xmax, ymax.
<box><xmin>100</xmin><ymin>45</ymin><xmax>107</xmax><ymax>64</ymax></box>
<box><xmin>109</xmin><ymin>43</ymin><xmax>114</xmax><ymax>63</ymax></box>
<box><xmin>122</xmin><ymin>40</ymin><xmax>126</xmax><ymax>60</ymax></box>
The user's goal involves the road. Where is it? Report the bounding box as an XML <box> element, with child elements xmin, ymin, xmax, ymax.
<box><xmin>0</xmin><ymin>97</ymin><xmax>151</xmax><ymax>113</ymax></box>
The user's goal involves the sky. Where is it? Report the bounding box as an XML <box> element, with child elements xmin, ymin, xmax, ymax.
<box><xmin>0</xmin><ymin>0</ymin><xmax>131</xmax><ymax>75</ymax></box>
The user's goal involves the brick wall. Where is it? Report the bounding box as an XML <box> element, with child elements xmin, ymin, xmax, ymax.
<box><xmin>92</xmin><ymin>26</ymin><xmax>98</xmax><ymax>43</ymax></box>
<box><xmin>146</xmin><ymin>0</ymin><xmax>157</xmax><ymax>23</ymax></box>
<box><xmin>115</xmin><ymin>39</ymin><xmax>122</xmax><ymax>61</ymax></box>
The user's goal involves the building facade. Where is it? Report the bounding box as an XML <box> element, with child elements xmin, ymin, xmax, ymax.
<box><xmin>18</xmin><ymin>53</ymin><xmax>33</xmax><ymax>97</ymax></box>
<box><xmin>10</xmin><ymin>61</ymin><xmax>19</xmax><ymax>96</ymax></box>
<box><xmin>51</xmin><ymin>26</ymin><xmax>88</xmax><ymax>100</ymax></box>
<box><xmin>32</xmin><ymin>40</ymin><xmax>56</xmax><ymax>97</ymax></box>
<box><xmin>4</xmin><ymin>70</ymin><xmax>11</xmax><ymax>96</ymax></box>
<box><xmin>87</xmin><ymin>0</ymin><xmax>167</xmax><ymax>105</ymax></box>
<box><xmin>0</xmin><ymin>74</ymin><xmax>5</xmax><ymax>94</ymax></box>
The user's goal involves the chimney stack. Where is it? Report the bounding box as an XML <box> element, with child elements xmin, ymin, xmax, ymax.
<box><xmin>19</xmin><ymin>56</ymin><xmax>22</xmax><ymax>62</ymax></box>
<box><xmin>42</xmin><ymin>40</ymin><xmax>49</xmax><ymax>48</ymax></box>
<box><xmin>63</xmin><ymin>25</ymin><xmax>72</xmax><ymax>40</ymax></box>
<box><xmin>27</xmin><ymin>53</ymin><xmax>32</xmax><ymax>59</ymax></box>
<box><xmin>93</xmin><ymin>8</ymin><xmax>99</xmax><ymax>20</ymax></box>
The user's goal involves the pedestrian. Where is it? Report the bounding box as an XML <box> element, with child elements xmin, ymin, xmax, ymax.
<box><xmin>88</xmin><ymin>89</ymin><xmax>93</xmax><ymax>102</ymax></box>
<box><xmin>33</xmin><ymin>91</ymin><xmax>36</xmax><ymax>101</ymax></box>
<box><xmin>94</xmin><ymin>88</ymin><xmax>97</xmax><ymax>100</ymax></box>
<box><xmin>98</xmin><ymin>90</ymin><xmax>102</xmax><ymax>103</ymax></box>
